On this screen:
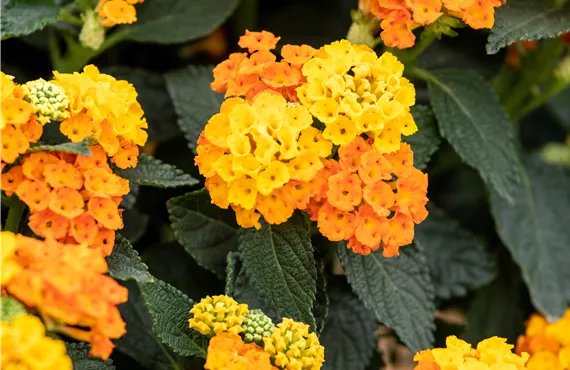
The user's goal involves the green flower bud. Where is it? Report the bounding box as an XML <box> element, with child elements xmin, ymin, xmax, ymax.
<box><xmin>554</xmin><ymin>56</ymin><xmax>570</xmax><ymax>83</ymax></box>
<box><xmin>242</xmin><ymin>309</ymin><xmax>275</xmax><ymax>344</ymax></box>
<box><xmin>22</xmin><ymin>79</ymin><xmax>70</xmax><ymax>125</ymax></box>
<box><xmin>80</xmin><ymin>9</ymin><xmax>105</xmax><ymax>51</ymax></box>
<box><xmin>1</xmin><ymin>296</ymin><xmax>27</xmax><ymax>323</ymax></box>
<box><xmin>346</xmin><ymin>10</ymin><xmax>380</xmax><ymax>49</ymax></box>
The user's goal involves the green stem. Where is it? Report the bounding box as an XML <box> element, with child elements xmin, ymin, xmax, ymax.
<box><xmin>408</xmin><ymin>66</ymin><xmax>437</xmax><ymax>83</ymax></box>
<box><xmin>406</xmin><ymin>31</ymin><xmax>436</xmax><ymax>62</ymax></box>
<box><xmin>4</xmin><ymin>199</ymin><xmax>25</xmax><ymax>233</ymax></box>
<box><xmin>513</xmin><ymin>79</ymin><xmax>569</xmax><ymax>121</ymax></box>
<box><xmin>1</xmin><ymin>195</ymin><xmax>16</xmax><ymax>208</ymax></box>
<box><xmin>502</xmin><ymin>39</ymin><xmax>565</xmax><ymax>118</ymax></box>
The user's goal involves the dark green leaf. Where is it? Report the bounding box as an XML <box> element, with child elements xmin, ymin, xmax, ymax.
<box><xmin>461</xmin><ymin>250</ymin><xmax>526</xmax><ymax>345</ymax></box>
<box><xmin>113</xmin><ymin>155</ymin><xmax>198</xmax><ymax>188</ymax></box>
<box><xmin>487</xmin><ymin>0</ymin><xmax>570</xmax><ymax>54</ymax></box>
<box><xmin>122</xmin><ymin>0</ymin><xmax>239</xmax><ymax>43</ymax></box>
<box><xmin>106</xmin><ymin>234</ymin><xmax>154</xmax><ymax>284</ymax></box>
<box><xmin>225</xmin><ymin>252</ymin><xmax>280</xmax><ymax>321</ymax></box>
<box><xmin>338</xmin><ymin>244</ymin><xmax>435</xmax><ymax>352</ymax></box>
<box><xmin>120</xmin><ymin>208</ymin><xmax>149</xmax><ymax>244</ymax></box>
<box><xmin>490</xmin><ymin>155</ymin><xmax>570</xmax><ymax>317</ymax></box>
<box><xmin>140</xmin><ymin>279</ymin><xmax>208</xmax><ymax>358</ymax></box>
<box><xmin>405</xmin><ymin>105</ymin><xmax>441</xmax><ymax>170</ymax></box>
<box><xmin>167</xmin><ymin>189</ymin><xmax>238</xmax><ymax>278</ymax></box>
<box><xmin>66</xmin><ymin>343</ymin><xmax>115</xmax><ymax>370</ymax></box>
<box><xmin>321</xmin><ymin>281</ymin><xmax>377</xmax><ymax>370</ymax></box>
<box><xmin>425</xmin><ymin>69</ymin><xmax>524</xmax><ymax>202</ymax></box>
<box><xmin>115</xmin><ymin>281</ymin><xmax>179</xmax><ymax>370</ymax></box>
<box><xmin>313</xmin><ymin>260</ymin><xmax>329</xmax><ymax>335</ymax></box>
<box><xmin>28</xmin><ymin>140</ymin><xmax>91</xmax><ymax>156</ymax></box>
<box><xmin>1</xmin><ymin>0</ymin><xmax>60</xmax><ymax>40</ymax></box>
<box><xmin>143</xmin><ymin>242</ymin><xmax>225</xmax><ymax>301</ymax></box>
<box><xmin>415</xmin><ymin>206</ymin><xmax>496</xmax><ymax>299</ymax></box>
<box><xmin>165</xmin><ymin>66</ymin><xmax>224</xmax><ymax>153</ymax></box>
<box><xmin>1</xmin><ymin>296</ymin><xmax>27</xmax><ymax>322</ymax></box>
<box><xmin>101</xmin><ymin>67</ymin><xmax>179</xmax><ymax>143</ymax></box>
<box><xmin>238</xmin><ymin>213</ymin><xmax>317</xmax><ymax>329</ymax></box>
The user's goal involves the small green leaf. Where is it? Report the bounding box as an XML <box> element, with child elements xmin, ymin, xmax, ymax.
<box><xmin>112</xmin><ymin>155</ymin><xmax>198</xmax><ymax>188</ymax></box>
<box><xmin>101</xmin><ymin>67</ymin><xmax>180</xmax><ymax>143</ymax></box>
<box><xmin>405</xmin><ymin>105</ymin><xmax>441</xmax><ymax>170</ymax></box>
<box><xmin>415</xmin><ymin>206</ymin><xmax>496</xmax><ymax>299</ymax></box>
<box><xmin>321</xmin><ymin>281</ymin><xmax>377</xmax><ymax>370</ymax></box>
<box><xmin>424</xmin><ymin>69</ymin><xmax>524</xmax><ymax>202</ymax></box>
<box><xmin>122</xmin><ymin>0</ymin><xmax>239</xmax><ymax>43</ymax></box>
<box><xmin>1</xmin><ymin>296</ymin><xmax>27</xmax><ymax>322</ymax></box>
<box><xmin>106</xmin><ymin>234</ymin><xmax>154</xmax><ymax>284</ymax></box>
<box><xmin>28</xmin><ymin>140</ymin><xmax>92</xmax><ymax>156</ymax></box>
<box><xmin>165</xmin><ymin>66</ymin><xmax>224</xmax><ymax>153</ymax></box>
<box><xmin>140</xmin><ymin>279</ymin><xmax>208</xmax><ymax>358</ymax></box>
<box><xmin>167</xmin><ymin>189</ymin><xmax>238</xmax><ymax>277</ymax></box>
<box><xmin>490</xmin><ymin>155</ymin><xmax>570</xmax><ymax>317</ymax></box>
<box><xmin>487</xmin><ymin>0</ymin><xmax>570</xmax><ymax>54</ymax></box>
<box><xmin>66</xmin><ymin>343</ymin><xmax>115</xmax><ymax>370</ymax></box>
<box><xmin>338</xmin><ymin>244</ymin><xmax>435</xmax><ymax>352</ymax></box>
<box><xmin>1</xmin><ymin>0</ymin><xmax>60</xmax><ymax>40</ymax></box>
<box><xmin>238</xmin><ymin>213</ymin><xmax>317</xmax><ymax>329</ymax></box>
<box><xmin>115</xmin><ymin>281</ymin><xmax>180</xmax><ymax>370</ymax></box>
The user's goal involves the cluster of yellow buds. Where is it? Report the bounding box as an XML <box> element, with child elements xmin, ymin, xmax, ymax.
<box><xmin>22</xmin><ymin>79</ymin><xmax>70</xmax><ymax>125</ymax></box>
<box><xmin>190</xmin><ymin>295</ymin><xmax>325</xmax><ymax>370</ymax></box>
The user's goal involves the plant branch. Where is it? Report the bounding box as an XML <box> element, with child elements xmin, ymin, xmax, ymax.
<box><xmin>4</xmin><ymin>199</ymin><xmax>25</xmax><ymax>233</ymax></box>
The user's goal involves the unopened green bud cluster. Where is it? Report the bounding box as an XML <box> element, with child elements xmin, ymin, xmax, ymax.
<box><xmin>242</xmin><ymin>309</ymin><xmax>275</xmax><ymax>344</ymax></box>
<box><xmin>23</xmin><ymin>79</ymin><xmax>70</xmax><ymax>125</ymax></box>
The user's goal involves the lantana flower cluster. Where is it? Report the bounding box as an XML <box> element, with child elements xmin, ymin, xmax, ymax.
<box><xmin>0</xmin><ymin>67</ymin><xmax>148</xmax><ymax>360</ymax></box>
<box><xmin>362</xmin><ymin>0</ymin><xmax>506</xmax><ymax>49</ymax></box>
<box><xmin>414</xmin><ymin>335</ymin><xmax>529</xmax><ymax>370</ymax></box>
<box><xmin>196</xmin><ymin>92</ymin><xmax>333</xmax><ymax>229</ymax></box>
<box><xmin>1</xmin><ymin>232</ymin><xmax>128</xmax><ymax>360</ymax></box>
<box><xmin>197</xmin><ymin>31</ymin><xmax>428</xmax><ymax>256</ymax></box>
<box><xmin>97</xmin><ymin>0</ymin><xmax>145</xmax><ymax>27</ymax></box>
<box><xmin>516</xmin><ymin>309</ymin><xmax>570</xmax><ymax>370</ymax></box>
<box><xmin>306</xmin><ymin>139</ymin><xmax>428</xmax><ymax>257</ymax></box>
<box><xmin>2</xmin><ymin>146</ymin><xmax>129</xmax><ymax>256</ymax></box>
<box><xmin>53</xmin><ymin>65</ymin><xmax>148</xmax><ymax>169</ymax></box>
<box><xmin>1</xmin><ymin>73</ymin><xmax>43</xmax><ymax>167</ymax></box>
<box><xmin>190</xmin><ymin>295</ymin><xmax>325</xmax><ymax>370</ymax></box>
<box><xmin>2</xmin><ymin>314</ymin><xmax>72</xmax><ymax>370</ymax></box>
<box><xmin>212</xmin><ymin>30</ymin><xmax>316</xmax><ymax>102</ymax></box>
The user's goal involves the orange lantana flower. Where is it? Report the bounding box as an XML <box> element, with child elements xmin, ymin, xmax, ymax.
<box><xmin>3</xmin><ymin>233</ymin><xmax>128</xmax><ymax>360</ymax></box>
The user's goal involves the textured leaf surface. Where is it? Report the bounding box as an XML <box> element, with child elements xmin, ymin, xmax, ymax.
<box><xmin>415</xmin><ymin>206</ymin><xmax>496</xmax><ymax>299</ymax></box>
<box><xmin>487</xmin><ymin>0</ymin><xmax>570</xmax><ymax>54</ymax></box>
<box><xmin>225</xmin><ymin>252</ymin><xmax>280</xmax><ymax>321</ymax></box>
<box><xmin>238</xmin><ymin>213</ymin><xmax>317</xmax><ymax>329</ymax></box>
<box><xmin>28</xmin><ymin>140</ymin><xmax>91</xmax><ymax>156</ymax></box>
<box><xmin>122</xmin><ymin>0</ymin><xmax>238</xmax><ymax>43</ymax></box>
<box><xmin>490</xmin><ymin>156</ymin><xmax>570</xmax><ymax>317</ymax></box>
<box><xmin>321</xmin><ymin>282</ymin><xmax>377</xmax><ymax>370</ymax></box>
<box><xmin>1</xmin><ymin>296</ymin><xmax>27</xmax><ymax>322</ymax></box>
<box><xmin>405</xmin><ymin>105</ymin><xmax>441</xmax><ymax>170</ymax></box>
<box><xmin>106</xmin><ymin>234</ymin><xmax>153</xmax><ymax>284</ymax></box>
<box><xmin>115</xmin><ymin>281</ymin><xmax>178</xmax><ymax>370</ymax></box>
<box><xmin>165</xmin><ymin>66</ymin><xmax>224</xmax><ymax>153</ymax></box>
<box><xmin>102</xmin><ymin>67</ymin><xmax>179</xmax><ymax>142</ymax></box>
<box><xmin>167</xmin><ymin>189</ymin><xmax>238</xmax><ymax>277</ymax></box>
<box><xmin>426</xmin><ymin>69</ymin><xmax>524</xmax><ymax>202</ymax></box>
<box><xmin>338</xmin><ymin>244</ymin><xmax>435</xmax><ymax>352</ymax></box>
<box><xmin>140</xmin><ymin>279</ymin><xmax>207</xmax><ymax>358</ymax></box>
<box><xmin>1</xmin><ymin>0</ymin><xmax>60</xmax><ymax>40</ymax></box>
<box><xmin>113</xmin><ymin>155</ymin><xmax>198</xmax><ymax>188</ymax></box>
<box><xmin>66</xmin><ymin>343</ymin><xmax>115</xmax><ymax>370</ymax></box>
